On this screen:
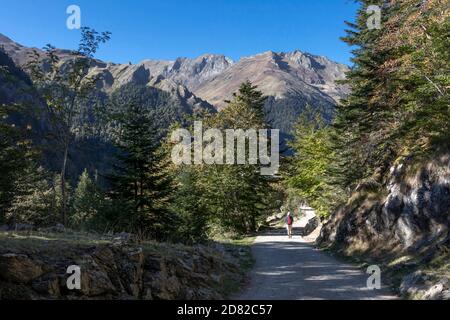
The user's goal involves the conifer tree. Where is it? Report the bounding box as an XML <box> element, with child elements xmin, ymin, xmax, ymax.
<box><xmin>170</xmin><ymin>168</ymin><xmax>209</xmax><ymax>243</ymax></box>
<box><xmin>334</xmin><ymin>0</ymin><xmax>449</xmax><ymax>191</ymax></box>
<box><xmin>108</xmin><ymin>102</ymin><xmax>173</xmax><ymax>239</ymax></box>
<box><xmin>71</xmin><ymin>169</ymin><xmax>104</xmax><ymax>229</ymax></box>
<box><xmin>199</xmin><ymin>81</ymin><xmax>276</xmax><ymax>234</ymax></box>
<box><xmin>0</xmin><ymin>104</ymin><xmax>41</xmax><ymax>224</ymax></box>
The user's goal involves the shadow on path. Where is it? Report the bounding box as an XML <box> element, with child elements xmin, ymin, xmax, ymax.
<box><xmin>235</xmin><ymin>228</ymin><xmax>398</xmax><ymax>300</ymax></box>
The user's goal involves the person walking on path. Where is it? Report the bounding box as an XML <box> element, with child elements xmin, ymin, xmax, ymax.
<box><xmin>286</xmin><ymin>212</ymin><xmax>294</xmax><ymax>238</ymax></box>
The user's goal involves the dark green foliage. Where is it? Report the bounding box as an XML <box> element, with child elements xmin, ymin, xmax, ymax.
<box><xmin>335</xmin><ymin>0</ymin><xmax>449</xmax><ymax>190</ymax></box>
<box><xmin>170</xmin><ymin>168</ymin><xmax>209</xmax><ymax>243</ymax></box>
<box><xmin>7</xmin><ymin>172</ymin><xmax>65</xmax><ymax>227</ymax></box>
<box><xmin>107</xmin><ymin>101</ymin><xmax>173</xmax><ymax>239</ymax></box>
<box><xmin>195</xmin><ymin>81</ymin><xmax>278</xmax><ymax>234</ymax></box>
<box><xmin>106</xmin><ymin>83</ymin><xmax>212</xmax><ymax>138</ymax></box>
<box><xmin>0</xmin><ymin>103</ymin><xmax>40</xmax><ymax>223</ymax></box>
<box><xmin>70</xmin><ymin>169</ymin><xmax>105</xmax><ymax>229</ymax></box>
<box><xmin>264</xmin><ymin>95</ymin><xmax>335</xmax><ymax>135</ymax></box>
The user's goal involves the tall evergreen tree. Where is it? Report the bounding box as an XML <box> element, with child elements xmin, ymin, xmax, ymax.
<box><xmin>108</xmin><ymin>102</ymin><xmax>173</xmax><ymax>239</ymax></box>
<box><xmin>0</xmin><ymin>104</ymin><xmax>40</xmax><ymax>223</ymax></box>
<box><xmin>199</xmin><ymin>81</ymin><xmax>276</xmax><ymax>234</ymax></box>
<box><xmin>170</xmin><ymin>168</ymin><xmax>209</xmax><ymax>243</ymax></box>
<box><xmin>70</xmin><ymin>169</ymin><xmax>104</xmax><ymax>229</ymax></box>
<box><xmin>334</xmin><ymin>0</ymin><xmax>449</xmax><ymax>191</ymax></box>
<box><xmin>6</xmin><ymin>168</ymin><xmax>60</xmax><ymax>227</ymax></box>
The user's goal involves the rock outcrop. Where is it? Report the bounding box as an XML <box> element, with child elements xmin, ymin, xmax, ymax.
<box><xmin>0</xmin><ymin>235</ymin><xmax>247</xmax><ymax>300</ymax></box>
<box><xmin>298</xmin><ymin>210</ymin><xmax>320</xmax><ymax>237</ymax></box>
<box><xmin>0</xmin><ymin>254</ymin><xmax>45</xmax><ymax>283</ymax></box>
<box><xmin>318</xmin><ymin>152</ymin><xmax>450</xmax><ymax>299</ymax></box>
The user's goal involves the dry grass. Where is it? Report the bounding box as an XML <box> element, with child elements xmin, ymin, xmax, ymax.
<box><xmin>0</xmin><ymin>230</ymin><xmax>113</xmax><ymax>255</ymax></box>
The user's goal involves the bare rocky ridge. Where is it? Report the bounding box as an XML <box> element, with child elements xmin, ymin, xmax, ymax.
<box><xmin>141</xmin><ymin>54</ymin><xmax>234</xmax><ymax>92</ymax></box>
<box><xmin>0</xmin><ymin>33</ymin><xmax>215</xmax><ymax>114</ymax></box>
<box><xmin>195</xmin><ymin>50</ymin><xmax>349</xmax><ymax>110</ymax></box>
<box><xmin>0</xmin><ymin>33</ymin><xmax>349</xmax><ymax>136</ymax></box>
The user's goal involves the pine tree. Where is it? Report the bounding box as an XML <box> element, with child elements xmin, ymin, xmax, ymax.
<box><xmin>6</xmin><ymin>167</ymin><xmax>59</xmax><ymax>227</ymax></box>
<box><xmin>170</xmin><ymin>168</ymin><xmax>209</xmax><ymax>243</ymax></box>
<box><xmin>108</xmin><ymin>102</ymin><xmax>173</xmax><ymax>238</ymax></box>
<box><xmin>334</xmin><ymin>0</ymin><xmax>449</xmax><ymax>192</ymax></box>
<box><xmin>198</xmin><ymin>81</ymin><xmax>276</xmax><ymax>234</ymax></box>
<box><xmin>70</xmin><ymin>169</ymin><xmax>104</xmax><ymax>229</ymax></box>
<box><xmin>0</xmin><ymin>104</ymin><xmax>42</xmax><ymax>224</ymax></box>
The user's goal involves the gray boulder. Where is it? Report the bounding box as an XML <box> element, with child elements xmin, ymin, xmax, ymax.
<box><xmin>298</xmin><ymin>209</ymin><xmax>320</xmax><ymax>236</ymax></box>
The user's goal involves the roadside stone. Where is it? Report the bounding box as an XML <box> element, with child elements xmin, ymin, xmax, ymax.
<box><xmin>422</xmin><ymin>283</ymin><xmax>444</xmax><ymax>300</ymax></box>
<box><xmin>32</xmin><ymin>273</ymin><xmax>60</xmax><ymax>297</ymax></box>
<box><xmin>400</xmin><ymin>271</ymin><xmax>428</xmax><ymax>296</ymax></box>
<box><xmin>76</xmin><ymin>255</ymin><xmax>116</xmax><ymax>296</ymax></box>
<box><xmin>0</xmin><ymin>253</ymin><xmax>44</xmax><ymax>283</ymax></box>
<box><xmin>0</xmin><ymin>282</ymin><xmax>36</xmax><ymax>300</ymax></box>
<box><xmin>441</xmin><ymin>290</ymin><xmax>450</xmax><ymax>300</ymax></box>
<box><xmin>298</xmin><ymin>211</ymin><xmax>320</xmax><ymax>236</ymax></box>
<box><xmin>0</xmin><ymin>233</ymin><xmax>244</xmax><ymax>300</ymax></box>
<box><xmin>118</xmin><ymin>247</ymin><xmax>144</xmax><ymax>297</ymax></box>
<box><xmin>142</xmin><ymin>287</ymin><xmax>153</xmax><ymax>300</ymax></box>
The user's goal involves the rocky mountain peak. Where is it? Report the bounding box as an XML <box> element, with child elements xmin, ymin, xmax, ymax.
<box><xmin>0</xmin><ymin>33</ymin><xmax>14</xmax><ymax>44</ymax></box>
<box><xmin>0</xmin><ymin>32</ymin><xmax>350</xmax><ymax>138</ymax></box>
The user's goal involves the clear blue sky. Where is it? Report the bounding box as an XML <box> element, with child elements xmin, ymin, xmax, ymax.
<box><xmin>0</xmin><ymin>0</ymin><xmax>359</xmax><ymax>65</ymax></box>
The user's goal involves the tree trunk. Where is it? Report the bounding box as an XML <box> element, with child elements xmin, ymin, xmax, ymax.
<box><xmin>60</xmin><ymin>144</ymin><xmax>69</xmax><ymax>225</ymax></box>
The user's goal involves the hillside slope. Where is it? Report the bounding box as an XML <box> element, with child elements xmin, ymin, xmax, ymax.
<box><xmin>0</xmin><ymin>34</ymin><xmax>215</xmax><ymax>182</ymax></box>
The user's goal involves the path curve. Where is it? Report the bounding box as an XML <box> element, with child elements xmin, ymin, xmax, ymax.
<box><xmin>236</xmin><ymin>227</ymin><xmax>398</xmax><ymax>300</ymax></box>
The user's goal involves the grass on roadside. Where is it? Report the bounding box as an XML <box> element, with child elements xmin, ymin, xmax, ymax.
<box><xmin>211</xmin><ymin>235</ymin><xmax>256</xmax><ymax>298</ymax></box>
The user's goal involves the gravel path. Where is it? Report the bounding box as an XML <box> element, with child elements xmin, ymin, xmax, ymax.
<box><xmin>236</xmin><ymin>227</ymin><xmax>398</xmax><ymax>300</ymax></box>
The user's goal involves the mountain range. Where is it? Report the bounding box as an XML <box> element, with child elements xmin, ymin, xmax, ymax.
<box><xmin>0</xmin><ymin>33</ymin><xmax>349</xmax><ymax>135</ymax></box>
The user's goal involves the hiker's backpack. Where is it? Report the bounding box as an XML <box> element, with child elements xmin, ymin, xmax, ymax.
<box><xmin>287</xmin><ymin>215</ymin><xmax>293</xmax><ymax>225</ymax></box>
